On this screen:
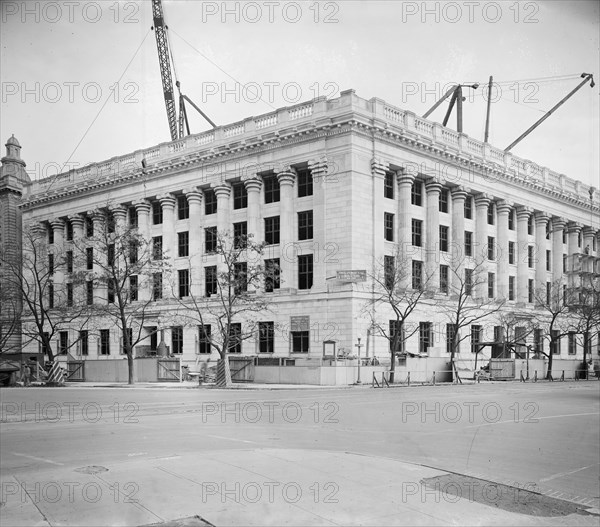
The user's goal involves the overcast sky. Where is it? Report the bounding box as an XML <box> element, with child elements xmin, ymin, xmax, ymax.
<box><xmin>1</xmin><ymin>0</ymin><xmax>598</xmax><ymax>190</ymax></box>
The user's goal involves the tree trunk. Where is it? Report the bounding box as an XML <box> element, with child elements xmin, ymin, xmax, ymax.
<box><xmin>389</xmin><ymin>350</ymin><xmax>396</xmax><ymax>384</ymax></box>
<box><xmin>127</xmin><ymin>351</ymin><xmax>134</xmax><ymax>385</ymax></box>
<box><xmin>546</xmin><ymin>344</ymin><xmax>554</xmax><ymax>380</ymax></box>
<box><xmin>216</xmin><ymin>353</ymin><xmax>232</xmax><ymax>387</ymax></box>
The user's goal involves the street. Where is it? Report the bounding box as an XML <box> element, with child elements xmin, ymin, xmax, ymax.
<box><xmin>1</xmin><ymin>381</ymin><xmax>599</xmax><ymax>526</ymax></box>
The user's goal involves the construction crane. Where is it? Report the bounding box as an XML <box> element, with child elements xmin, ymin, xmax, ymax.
<box><xmin>504</xmin><ymin>73</ymin><xmax>595</xmax><ymax>152</ymax></box>
<box><xmin>422</xmin><ymin>83</ymin><xmax>479</xmax><ymax>134</ymax></box>
<box><xmin>151</xmin><ymin>0</ymin><xmax>216</xmax><ymax>141</ymax></box>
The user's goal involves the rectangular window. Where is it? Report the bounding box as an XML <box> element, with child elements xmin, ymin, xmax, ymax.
<box><xmin>412</xmin><ymin>219</ymin><xmax>422</xmax><ymax>247</ymax></box>
<box><xmin>550</xmin><ymin>330</ymin><xmax>561</xmax><ymax>355</ymax></box>
<box><xmin>412</xmin><ymin>260</ymin><xmax>423</xmax><ymax>290</ymax></box>
<box><xmin>178</xmin><ymin>269</ymin><xmax>190</xmax><ymax>298</ymax></box>
<box><xmin>100</xmin><ymin>329</ymin><xmax>110</xmax><ymax>355</ymax></box>
<box><xmin>48</xmin><ymin>227</ymin><xmax>54</xmax><ymax>244</ymax></box>
<box><xmin>291</xmin><ymin>331</ymin><xmax>309</xmax><ymax>353</ymax></box>
<box><xmin>107</xmin><ymin>213</ymin><xmax>115</xmax><ymax>234</ymax></box>
<box><xmin>205</xmin><ymin>227</ymin><xmax>217</xmax><ymax>253</ymax></box>
<box><xmin>228</xmin><ymin>323</ymin><xmax>242</xmax><ymax>354</ymax></box>
<box><xmin>508</xmin><ymin>209</ymin><xmax>515</xmax><ymax>230</ymax></box>
<box><xmin>67</xmin><ymin>283</ymin><xmax>73</xmax><ymax>307</ymax></box>
<box><xmin>439</xmin><ymin>189</ymin><xmax>449</xmax><ymax>213</ymax></box>
<box><xmin>86</xmin><ymin>280</ymin><xmax>93</xmax><ymax>305</ymax></box>
<box><xmin>233</xmin><ymin>182</ymin><xmax>248</xmax><ymax>209</ymax></box>
<box><xmin>129</xmin><ymin>206</ymin><xmax>138</xmax><ymax>228</ymax></box>
<box><xmin>130</xmin><ymin>275</ymin><xmax>138</xmax><ymax>302</ymax></box>
<box><xmin>384</xmin><ymin>171</ymin><xmax>394</xmax><ymax>199</ymax></box>
<box><xmin>107</xmin><ymin>278</ymin><xmax>115</xmax><ymax>304</ymax></box>
<box><xmin>488</xmin><ymin>272</ymin><xmax>495</xmax><ymax>299</ymax></box>
<box><xmin>465</xmin><ymin>231</ymin><xmax>473</xmax><ymax>257</ymax></box>
<box><xmin>509</xmin><ymin>241</ymin><xmax>515</xmax><ymax>264</ymax></box>
<box><xmin>389</xmin><ymin>320</ymin><xmax>404</xmax><ymax>354</ymax></box>
<box><xmin>528</xmin><ymin>279</ymin><xmax>534</xmax><ymax>303</ymax></box>
<box><xmin>528</xmin><ymin>245</ymin><xmax>534</xmax><ymax>268</ymax></box>
<box><xmin>259</xmin><ymin>322</ymin><xmax>275</xmax><ymax>353</ymax></box>
<box><xmin>464</xmin><ymin>196</ymin><xmax>472</xmax><ymax>219</ymax></box>
<box><xmin>153</xmin><ymin>273</ymin><xmax>163</xmax><ymax>300</ymax></box>
<box><xmin>527</xmin><ymin>215</ymin><xmax>533</xmax><ymax>235</ymax></box>
<box><xmin>384</xmin><ymin>213</ymin><xmax>394</xmax><ymax>242</ymax></box>
<box><xmin>563</xmin><ymin>254</ymin><xmax>567</xmax><ymax>273</ymax></box>
<box><xmin>264</xmin><ymin>216</ymin><xmax>280</xmax><ymax>245</ymax></box>
<box><xmin>568</xmin><ymin>332</ymin><xmax>577</xmax><ymax>355</ymax></box>
<box><xmin>562</xmin><ymin>229</ymin><xmax>567</xmax><ymax>244</ymax></box>
<box><xmin>233</xmin><ymin>222</ymin><xmax>247</xmax><ymax>249</ymax></box>
<box><xmin>546</xmin><ymin>282</ymin><xmax>551</xmax><ymax>305</ymax></box>
<box><xmin>446</xmin><ymin>324</ymin><xmax>457</xmax><ymax>354</ymax></box>
<box><xmin>471</xmin><ymin>325</ymin><xmax>482</xmax><ymax>353</ymax></box>
<box><xmin>48</xmin><ymin>283</ymin><xmax>54</xmax><ymax>309</ymax></box>
<box><xmin>172</xmin><ymin>326</ymin><xmax>183</xmax><ymax>354</ymax></box>
<box><xmin>80</xmin><ymin>330</ymin><xmax>88</xmax><ymax>356</ymax></box>
<box><xmin>264</xmin><ymin>175</ymin><xmax>280</xmax><ymax>203</ymax></box>
<box><xmin>384</xmin><ymin>255</ymin><xmax>395</xmax><ymax>290</ymax></box>
<box><xmin>152</xmin><ymin>201</ymin><xmax>163</xmax><ymax>224</ymax></box>
<box><xmin>487</xmin><ymin>236</ymin><xmax>495</xmax><ymax>260</ymax></box>
<box><xmin>205</xmin><ymin>266</ymin><xmax>217</xmax><ymax>296</ymax></box>
<box><xmin>265</xmin><ymin>258</ymin><xmax>280</xmax><ymax>292</ymax></box>
<box><xmin>153</xmin><ymin>236</ymin><xmax>163</xmax><ymax>260</ymax></box>
<box><xmin>534</xmin><ymin>329</ymin><xmax>544</xmax><ymax>354</ymax></box>
<box><xmin>465</xmin><ymin>268</ymin><xmax>473</xmax><ymax>296</ymax></box>
<box><xmin>440</xmin><ymin>265</ymin><xmax>449</xmax><ymax>294</ymax></box>
<box><xmin>108</xmin><ymin>244</ymin><xmax>115</xmax><ymax>267</ymax></box>
<box><xmin>85</xmin><ymin>217</ymin><xmax>94</xmax><ymax>238</ymax></box>
<box><xmin>546</xmin><ymin>222</ymin><xmax>551</xmax><ymax>240</ymax></box>
<box><xmin>298</xmin><ymin>211</ymin><xmax>313</xmax><ymax>240</ymax></box>
<box><xmin>129</xmin><ymin>240</ymin><xmax>138</xmax><ymax>264</ymax></box>
<box><xmin>204</xmin><ymin>189</ymin><xmax>217</xmax><ymax>215</ymax></box>
<box><xmin>419</xmin><ymin>322</ymin><xmax>432</xmax><ymax>353</ymax></box>
<box><xmin>509</xmin><ymin>276</ymin><xmax>515</xmax><ymax>300</ymax></box>
<box><xmin>84</xmin><ymin>248</ymin><xmax>93</xmax><ymax>270</ymax></box>
<box><xmin>66</xmin><ymin>222</ymin><xmax>73</xmax><ymax>241</ymax></box>
<box><xmin>298</xmin><ymin>254</ymin><xmax>313</xmax><ymax>289</ymax></box>
<box><xmin>411</xmin><ymin>180</ymin><xmax>422</xmax><ymax>206</ymax></box>
<box><xmin>198</xmin><ymin>325</ymin><xmax>211</xmax><ymax>354</ymax></box>
<box><xmin>177</xmin><ymin>195</ymin><xmax>189</xmax><ymax>220</ymax></box>
<box><xmin>546</xmin><ymin>250</ymin><xmax>551</xmax><ymax>271</ymax></box>
<box><xmin>59</xmin><ymin>331</ymin><xmax>68</xmax><ymax>355</ymax></box>
<box><xmin>41</xmin><ymin>332</ymin><xmax>50</xmax><ymax>356</ymax></box>
<box><xmin>48</xmin><ymin>254</ymin><xmax>54</xmax><ymax>275</ymax></box>
<box><xmin>234</xmin><ymin>262</ymin><xmax>247</xmax><ymax>295</ymax></box>
<box><xmin>297</xmin><ymin>169</ymin><xmax>313</xmax><ymax>197</ymax></box>
<box><xmin>439</xmin><ymin>226</ymin><xmax>449</xmax><ymax>252</ymax></box>
<box><xmin>487</xmin><ymin>203</ymin><xmax>495</xmax><ymax>225</ymax></box>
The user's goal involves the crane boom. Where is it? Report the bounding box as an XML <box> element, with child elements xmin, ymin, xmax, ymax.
<box><xmin>151</xmin><ymin>0</ymin><xmax>178</xmax><ymax>141</ymax></box>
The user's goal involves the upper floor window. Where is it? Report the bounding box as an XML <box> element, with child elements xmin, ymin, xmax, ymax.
<box><xmin>66</xmin><ymin>222</ymin><xmax>73</xmax><ymax>241</ymax></box>
<box><xmin>233</xmin><ymin>222</ymin><xmax>247</xmax><ymax>249</ymax></box>
<box><xmin>411</xmin><ymin>180</ymin><xmax>422</xmax><ymax>206</ymax></box>
<box><xmin>412</xmin><ymin>219</ymin><xmax>422</xmax><ymax>247</ymax></box>
<box><xmin>264</xmin><ymin>216</ymin><xmax>280</xmax><ymax>245</ymax></box>
<box><xmin>152</xmin><ymin>201</ymin><xmax>163</xmax><ymax>225</ymax></box>
<box><xmin>205</xmin><ymin>227</ymin><xmax>217</xmax><ymax>253</ymax></box>
<box><xmin>298</xmin><ymin>211</ymin><xmax>313</xmax><ymax>240</ymax></box>
<box><xmin>264</xmin><ymin>175</ymin><xmax>280</xmax><ymax>203</ymax></box>
<box><xmin>233</xmin><ymin>182</ymin><xmax>248</xmax><ymax>210</ymax></box>
<box><xmin>527</xmin><ymin>215</ymin><xmax>533</xmax><ymax>235</ymax></box>
<box><xmin>464</xmin><ymin>196</ymin><xmax>473</xmax><ymax>219</ymax></box>
<box><xmin>384</xmin><ymin>171</ymin><xmax>394</xmax><ymax>199</ymax></box>
<box><xmin>153</xmin><ymin>236</ymin><xmax>163</xmax><ymax>260</ymax></box>
<box><xmin>465</xmin><ymin>231</ymin><xmax>473</xmax><ymax>257</ymax></box>
<box><xmin>439</xmin><ymin>189</ymin><xmax>449</xmax><ymax>213</ymax></box>
<box><xmin>86</xmin><ymin>217</ymin><xmax>94</xmax><ymax>237</ymax></box>
<box><xmin>487</xmin><ymin>203</ymin><xmax>495</xmax><ymax>225</ymax></box>
<box><xmin>48</xmin><ymin>226</ymin><xmax>54</xmax><ymax>245</ymax></box>
<box><xmin>177</xmin><ymin>195</ymin><xmax>189</xmax><ymax>220</ymax></box>
<box><xmin>204</xmin><ymin>189</ymin><xmax>217</xmax><ymax>215</ymax></box>
<box><xmin>297</xmin><ymin>169</ymin><xmax>313</xmax><ymax>198</ymax></box>
<box><xmin>508</xmin><ymin>209</ymin><xmax>515</xmax><ymax>230</ymax></box>
<box><xmin>439</xmin><ymin>226</ymin><xmax>449</xmax><ymax>252</ymax></box>
<box><xmin>129</xmin><ymin>206</ymin><xmax>138</xmax><ymax>228</ymax></box>
<box><xmin>178</xmin><ymin>231</ymin><xmax>189</xmax><ymax>257</ymax></box>
<box><xmin>384</xmin><ymin>213</ymin><xmax>394</xmax><ymax>242</ymax></box>
<box><xmin>298</xmin><ymin>254</ymin><xmax>313</xmax><ymax>289</ymax></box>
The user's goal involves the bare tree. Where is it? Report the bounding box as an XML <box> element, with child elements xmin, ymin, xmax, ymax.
<box><xmin>170</xmin><ymin>232</ymin><xmax>276</xmax><ymax>387</ymax></box>
<box><xmin>0</xmin><ymin>279</ymin><xmax>22</xmax><ymax>355</ymax></box>
<box><xmin>72</xmin><ymin>208</ymin><xmax>167</xmax><ymax>384</ymax></box>
<box><xmin>568</xmin><ymin>275</ymin><xmax>600</xmax><ymax>377</ymax></box>
<box><xmin>445</xmin><ymin>256</ymin><xmax>506</xmax><ymax>381</ymax></box>
<box><xmin>1</xmin><ymin>226</ymin><xmax>91</xmax><ymax>364</ymax></box>
<box><xmin>363</xmin><ymin>247</ymin><xmax>432</xmax><ymax>383</ymax></box>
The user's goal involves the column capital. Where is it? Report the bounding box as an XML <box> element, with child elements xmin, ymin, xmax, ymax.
<box><xmin>242</xmin><ymin>177</ymin><xmax>262</xmax><ymax>193</ymax></box>
<box><xmin>276</xmin><ymin>170</ymin><xmax>295</xmax><ymax>186</ymax></box>
<box><xmin>397</xmin><ymin>172</ymin><xmax>415</xmax><ymax>186</ymax></box>
<box><xmin>424</xmin><ymin>180</ymin><xmax>443</xmax><ymax>194</ymax></box>
<box><xmin>474</xmin><ymin>193</ymin><xmax>492</xmax><ymax>207</ymax></box>
<box><xmin>157</xmin><ymin>193</ymin><xmax>176</xmax><ymax>208</ymax></box>
<box><xmin>183</xmin><ymin>187</ymin><xmax>203</xmax><ymax>203</ymax></box>
<box><xmin>533</xmin><ymin>211</ymin><xmax>549</xmax><ymax>226</ymax></box>
<box><xmin>581</xmin><ymin>225</ymin><xmax>595</xmax><ymax>237</ymax></box>
<box><xmin>211</xmin><ymin>183</ymin><xmax>232</xmax><ymax>198</ymax></box>
<box><xmin>370</xmin><ymin>158</ymin><xmax>389</xmax><ymax>177</ymax></box>
<box><xmin>133</xmin><ymin>199</ymin><xmax>151</xmax><ymax>213</ymax></box>
<box><xmin>309</xmin><ymin>158</ymin><xmax>329</xmax><ymax>176</ymax></box>
<box><xmin>28</xmin><ymin>222</ymin><xmax>46</xmax><ymax>236</ymax></box>
<box><xmin>451</xmin><ymin>187</ymin><xmax>469</xmax><ymax>201</ymax></box>
<box><xmin>87</xmin><ymin>209</ymin><xmax>105</xmax><ymax>221</ymax></box>
<box><xmin>566</xmin><ymin>221</ymin><xmax>582</xmax><ymax>234</ymax></box>
<box><xmin>49</xmin><ymin>218</ymin><xmax>65</xmax><ymax>230</ymax></box>
<box><xmin>109</xmin><ymin>204</ymin><xmax>128</xmax><ymax>219</ymax></box>
<box><xmin>515</xmin><ymin>205</ymin><xmax>532</xmax><ymax>220</ymax></box>
<box><xmin>68</xmin><ymin>214</ymin><xmax>85</xmax><ymax>227</ymax></box>
<box><xmin>551</xmin><ymin>216</ymin><xmax>567</xmax><ymax>230</ymax></box>
<box><xmin>496</xmin><ymin>200</ymin><xmax>513</xmax><ymax>214</ymax></box>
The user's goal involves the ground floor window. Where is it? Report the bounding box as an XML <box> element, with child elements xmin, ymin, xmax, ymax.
<box><xmin>228</xmin><ymin>323</ymin><xmax>242</xmax><ymax>354</ymax></box>
<box><xmin>198</xmin><ymin>325</ymin><xmax>211</xmax><ymax>354</ymax></box>
<box><xmin>259</xmin><ymin>322</ymin><xmax>275</xmax><ymax>353</ymax></box>
<box><xmin>79</xmin><ymin>330</ymin><xmax>88</xmax><ymax>356</ymax></box>
<box><xmin>172</xmin><ymin>326</ymin><xmax>183</xmax><ymax>354</ymax></box>
<box><xmin>291</xmin><ymin>331</ymin><xmax>309</xmax><ymax>353</ymax></box>
<box><xmin>100</xmin><ymin>329</ymin><xmax>111</xmax><ymax>355</ymax></box>
<box><xmin>59</xmin><ymin>331</ymin><xmax>69</xmax><ymax>355</ymax></box>
<box><xmin>419</xmin><ymin>322</ymin><xmax>432</xmax><ymax>354</ymax></box>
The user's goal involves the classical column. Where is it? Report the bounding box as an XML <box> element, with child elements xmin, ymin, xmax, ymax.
<box><xmin>50</xmin><ymin>218</ymin><xmax>65</xmax><ymax>302</ymax></box>
<box><xmin>552</xmin><ymin>217</ymin><xmax>566</xmax><ymax>284</ymax></box>
<box><xmin>184</xmin><ymin>187</ymin><xmax>203</xmax><ymax>297</ymax></box>
<box><xmin>515</xmin><ymin>206</ymin><xmax>531</xmax><ymax>304</ymax></box>
<box><xmin>425</xmin><ymin>181</ymin><xmax>442</xmax><ymax>291</ymax></box>
<box><xmin>534</xmin><ymin>212</ymin><xmax>549</xmax><ymax>293</ymax></box>
<box><xmin>277</xmin><ymin>169</ymin><xmax>296</xmax><ymax>289</ymax></box>
<box><xmin>243</xmin><ymin>177</ymin><xmax>262</xmax><ymax>243</ymax></box>
<box><xmin>398</xmin><ymin>172</ymin><xmax>415</xmax><ymax>259</ymax></box>
<box><xmin>474</xmin><ymin>194</ymin><xmax>491</xmax><ymax>298</ymax></box>
<box><xmin>212</xmin><ymin>184</ymin><xmax>231</xmax><ymax>236</ymax></box>
<box><xmin>133</xmin><ymin>200</ymin><xmax>152</xmax><ymax>302</ymax></box>
<box><xmin>68</xmin><ymin>214</ymin><xmax>85</xmax><ymax>305</ymax></box>
<box><xmin>310</xmin><ymin>158</ymin><xmax>329</xmax><ymax>292</ymax></box>
<box><xmin>371</xmin><ymin>158</ymin><xmax>388</xmax><ymax>261</ymax></box>
<box><xmin>451</xmin><ymin>187</ymin><xmax>467</xmax><ymax>293</ymax></box>
<box><xmin>496</xmin><ymin>201</ymin><xmax>512</xmax><ymax>300</ymax></box>
<box><xmin>88</xmin><ymin>209</ymin><xmax>106</xmax><ymax>303</ymax></box>
<box><xmin>69</xmin><ymin>214</ymin><xmax>85</xmax><ymax>241</ymax></box>
<box><xmin>110</xmin><ymin>205</ymin><xmax>128</xmax><ymax>278</ymax></box>
<box><xmin>566</xmin><ymin>221</ymin><xmax>582</xmax><ymax>289</ymax></box>
<box><xmin>157</xmin><ymin>193</ymin><xmax>176</xmax><ymax>298</ymax></box>
<box><xmin>582</xmin><ymin>226</ymin><xmax>595</xmax><ymax>256</ymax></box>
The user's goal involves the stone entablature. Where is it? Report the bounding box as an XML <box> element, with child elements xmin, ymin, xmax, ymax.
<box><xmin>21</xmin><ymin>91</ymin><xmax>598</xmax><ymax>217</ymax></box>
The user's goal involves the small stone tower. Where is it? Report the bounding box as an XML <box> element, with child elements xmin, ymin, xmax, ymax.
<box><xmin>0</xmin><ymin>135</ymin><xmax>30</xmax><ymax>356</ymax></box>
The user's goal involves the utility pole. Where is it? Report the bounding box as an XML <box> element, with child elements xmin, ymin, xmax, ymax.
<box><xmin>484</xmin><ymin>76</ymin><xmax>493</xmax><ymax>143</ymax></box>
